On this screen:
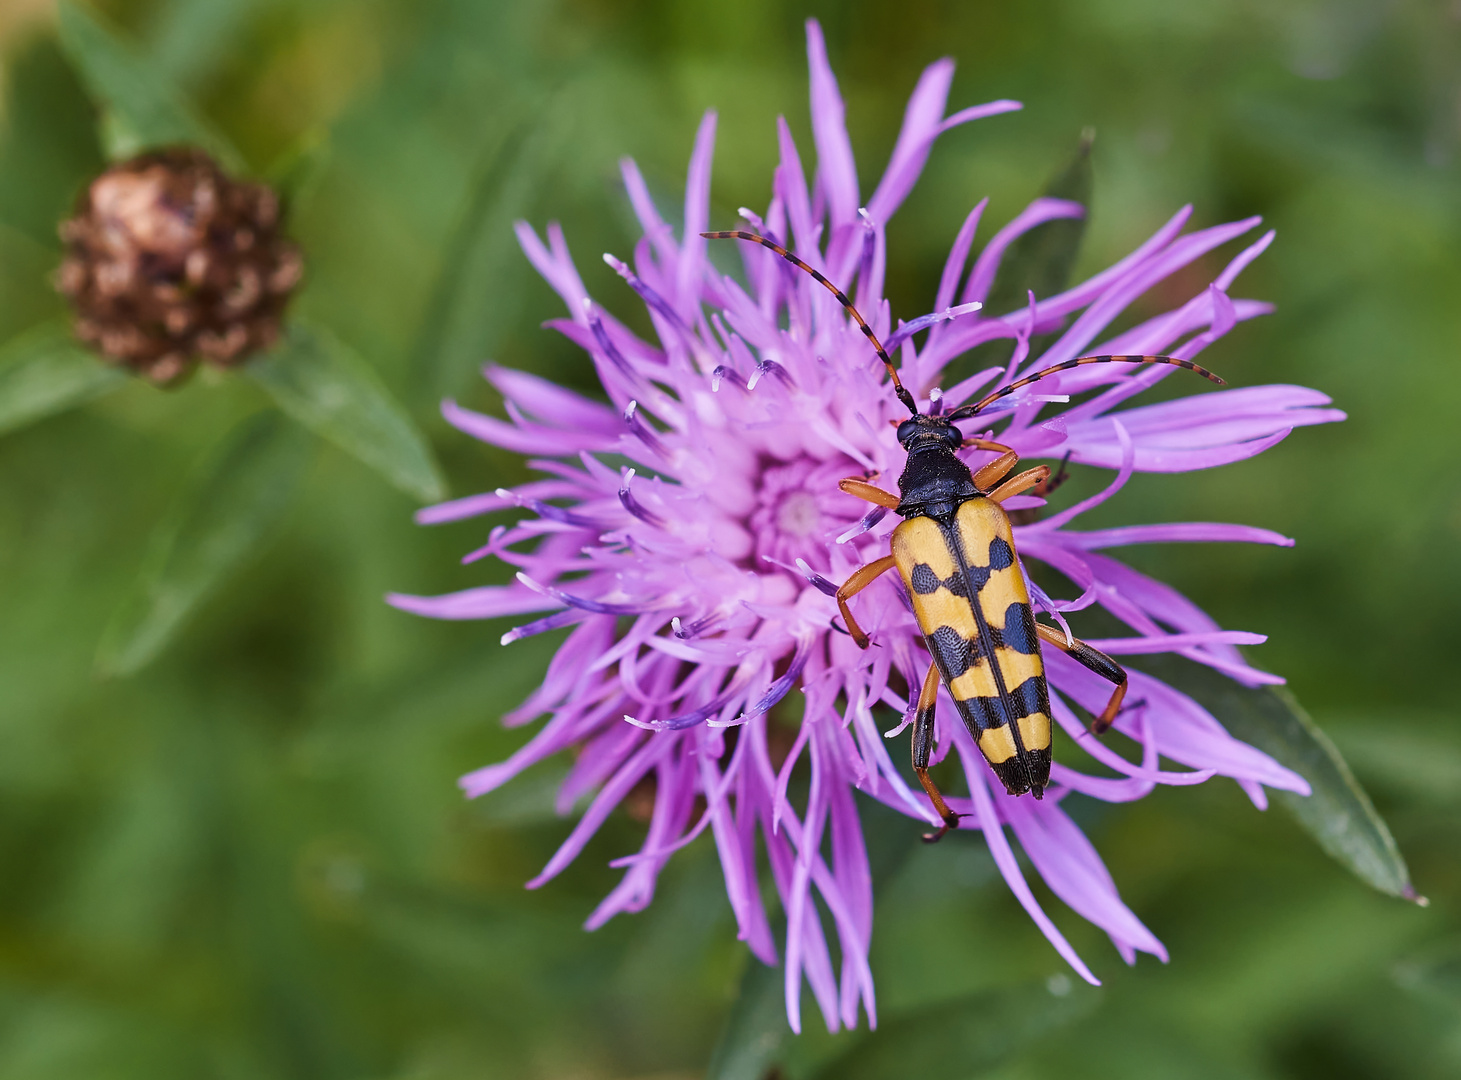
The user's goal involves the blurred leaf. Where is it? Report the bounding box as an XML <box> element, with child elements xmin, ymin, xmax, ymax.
<box><xmin>247</xmin><ymin>321</ymin><xmax>445</xmax><ymax>503</ymax></box>
<box><xmin>1394</xmin><ymin>937</ymin><xmax>1461</xmax><ymax>1009</ymax></box>
<box><xmin>808</xmin><ymin>978</ymin><xmax>1099</xmax><ymax>1080</ymax></box>
<box><xmin>55</xmin><ymin>0</ymin><xmax>245</xmax><ymax>170</ymax></box>
<box><xmin>982</xmin><ymin>128</ymin><xmax>1093</xmax><ymax>318</ymax></box>
<box><xmin>411</xmin><ymin>116</ymin><xmax>560</xmax><ymax>403</ymax></box>
<box><xmin>0</xmin><ymin>320</ymin><xmax>125</xmax><ymax>436</ymax></box>
<box><xmin>1135</xmin><ymin>654</ymin><xmax>1416</xmax><ymax>902</ymax></box>
<box><xmin>706</xmin><ymin>959</ymin><xmax>789</xmax><ymax>1080</ymax></box>
<box><xmin>96</xmin><ymin>409</ymin><xmax>311</xmax><ymax>676</ymax></box>
<box><xmin>0</xmin><ymin>36</ymin><xmax>104</xmax><ymax>246</ymax></box>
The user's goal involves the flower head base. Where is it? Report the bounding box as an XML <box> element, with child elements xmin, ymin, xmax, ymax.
<box><xmin>56</xmin><ymin>148</ymin><xmax>302</xmax><ymax>384</ymax></box>
<box><xmin>392</xmin><ymin>20</ymin><xmax>1343</xmax><ymax>1033</ymax></box>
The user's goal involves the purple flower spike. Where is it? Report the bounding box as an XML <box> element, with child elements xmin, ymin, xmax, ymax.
<box><xmin>392</xmin><ymin>20</ymin><xmax>1340</xmax><ymax>1032</ymax></box>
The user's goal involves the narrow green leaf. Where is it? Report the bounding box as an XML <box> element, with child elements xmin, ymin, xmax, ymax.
<box><xmin>55</xmin><ymin>0</ymin><xmax>245</xmax><ymax>170</ymax></box>
<box><xmin>247</xmin><ymin>321</ymin><xmax>446</xmax><ymax>503</ymax></box>
<box><xmin>983</xmin><ymin>128</ymin><xmax>1094</xmax><ymax>318</ymax></box>
<box><xmin>0</xmin><ymin>320</ymin><xmax>125</xmax><ymax>436</ymax></box>
<box><xmin>1133</xmin><ymin>654</ymin><xmax>1418</xmax><ymax>902</ymax></box>
<box><xmin>410</xmin><ymin>109</ymin><xmax>565</xmax><ymax>404</ymax></box>
<box><xmin>96</xmin><ymin>410</ymin><xmax>311</xmax><ymax>676</ymax></box>
<box><xmin>705</xmin><ymin>960</ymin><xmax>789</xmax><ymax>1080</ymax></box>
<box><xmin>266</xmin><ymin>129</ymin><xmax>332</xmax><ymax>217</ymax></box>
<box><xmin>809</xmin><ymin>978</ymin><xmax>1099</xmax><ymax>1080</ymax></box>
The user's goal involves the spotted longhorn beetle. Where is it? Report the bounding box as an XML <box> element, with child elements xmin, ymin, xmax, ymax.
<box><xmin>705</xmin><ymin>229</ymin><xmax>1224</xmax><ymax>841</ymax></box>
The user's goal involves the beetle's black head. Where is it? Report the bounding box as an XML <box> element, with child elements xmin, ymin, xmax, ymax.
<box><xmin>896</xmin><ymin>414</ymin><xmax>962</xmax><ymax>454</ymax></box>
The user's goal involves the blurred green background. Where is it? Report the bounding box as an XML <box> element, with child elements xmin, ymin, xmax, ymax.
<box><xmin>2</xmin><ymin>1</ymin><xmax>1459</xmax><ymax>1077</ymax></box>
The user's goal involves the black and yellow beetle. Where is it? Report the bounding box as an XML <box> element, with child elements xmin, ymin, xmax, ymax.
<box><xmin>705</xmin><ymin>229</ymin><xmax>1224</xmax><ymax>841</ymax></box>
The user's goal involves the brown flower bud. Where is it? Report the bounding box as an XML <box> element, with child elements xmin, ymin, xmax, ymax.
<box><xmin>54</xmin><ymin>148</ymin><xmax>302</xmax><ymax>384</ymax></box>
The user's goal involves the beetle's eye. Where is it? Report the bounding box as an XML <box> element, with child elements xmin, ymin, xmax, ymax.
<box><xmin>896</xmin><ymin>420</ymin><xmax>919</xmax><ymax>443</ymax></box>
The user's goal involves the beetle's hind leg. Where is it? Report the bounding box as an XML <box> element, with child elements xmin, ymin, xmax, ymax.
<box><xmin>1034</xmin><ymin>623</ymin><xmax>1131</xmax><ymax>734</ymax></box>
<box><xmin>911</xmin><ymin>660</ymin><xmax>961</xmax><ymax>842</ymax></box>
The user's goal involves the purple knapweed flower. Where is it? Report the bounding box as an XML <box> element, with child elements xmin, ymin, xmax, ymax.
<box><xmin>391</xmin><ymin>19</ymin><xmax>1343</xmax><ymax>1033</ymax></box>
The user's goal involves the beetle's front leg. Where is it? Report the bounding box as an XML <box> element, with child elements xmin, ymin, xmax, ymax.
<box><xmin>1034</xmin><ymin>623</ymin><xmax>1131</xmax><ymax>733</ymax></box>
<box><xmin>838</xmin><ymin>477</ymin><xmax>900</xmax><ymax>509</ymax></box>
<box><xmin>835</xmin><ymin>555</ymin><xmax>897</xmax><ymax>648</ymax></box>
<box><xmin>970</xmin><ymin>447</ymin><xmax>1019</xmax><ymax>490</ymax></box>
<box><xmin>988</xmin><ymin>465</ymin><xmax>1051</xmax><ymax>504</ymax></box>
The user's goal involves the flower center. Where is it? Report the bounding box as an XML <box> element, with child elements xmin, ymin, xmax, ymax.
<box><xmin>746</xmin><ymin>456</ymin><xmax>851</xmax><ymax>570</ymax></box>
<box><xmin>776</xmin><ymin>491</ymin><xmax>822</xmax><ymax>537</ymax></box>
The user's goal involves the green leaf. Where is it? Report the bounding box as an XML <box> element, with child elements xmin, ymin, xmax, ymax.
<box><xmin>1132</xmin><ymin>654</ymin><xmax>1419</xmax><ymax>902</ymax></box>
<box><xmin>247</xmin><ymin>321</ymin><xmax>446</xmax><ymax>503</ymax></box>
<box><xmin>705</xmin><ymin>959</ymin><xmax>789</xmax><ymax>1080</ymax></box>
<box><xmin>809</xmin><ymin>978</ymin><xmax>1100</xmax><ymax>1080</ymax></box>
<box><xmin>982</xmin><ymin>128</ymin><xmax>1094</xmax><ymax>318</ymax></box>
<box><xmin>55</xmin><ymin>0</ymin><xmax>245</xmax><ymax>170</ymax></box>
<box><xmin>96</xmin><ymin>410</ymin><xmax>311</xmax><ymax>676</ymax></box>
<box><xmin>0</xmin><ymin>320</ymin><xmax>126</xmax><ymax>436</ymax></box>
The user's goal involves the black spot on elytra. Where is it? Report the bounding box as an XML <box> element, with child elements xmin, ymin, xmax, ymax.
<box><xmin>959</xmin><ymin>675</ymin><xmax>1050</xmax><ymax>733</ymax></box>
<box><xmin>910</xmin><ymin>563</ymin><xmax>939</xmax><ymax>594</ymax></box>
<box><xmin>1000</xmin><ymin>603</ymin><xmax>1038</xmax><ymax>654</ymax></box>
<box><xmin>988</xmin><ymin>536</ymin><xmax>1014</xmax><ymax>570</ymax></box>
<box><xmin>929</xmin><ymin>625</ymin><xmax>970</xmax><ymax>675</ymax></box>
<box><xmin>910</xmin><ymin>562</ymin><xmax>970</xmax><ymax>597</ymax></box>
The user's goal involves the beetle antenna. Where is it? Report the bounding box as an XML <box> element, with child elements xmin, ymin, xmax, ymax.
<box><xmin>703</xmin><ymin>229</ymin><xmax>918</xmax><ymax>415</ymax></box>
<box><xmin>945</xmin><ymin>354</ymin><xmax>1224</xmax><ymax>422</ymax></box>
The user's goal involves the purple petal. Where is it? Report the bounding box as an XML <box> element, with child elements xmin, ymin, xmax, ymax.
<box><xmin>933</xmin><ymin>200</ymin><xmax>987</xmax><ymax>318</ymax></box>
<box><xmin>1035</xmin><ymin>216</ymin><xmax>1263</xmax><ymax>367</ymax></box>
<box><xmin>776</xmin><ymin>117</ymin><xmax>818</xmax><ymax>259</ymax></box>
<box><xmin>1060</xmin><ymin>523</ymin><xmax>1294</xmax><ymax>549</ymax></box>
<box><xmin>805</xmin><ymin>19</ymin><xmax>859</xmax><ymax>231</ymax></box>
<box><xmin>385</xmin><ymin>585</ymin><xmax>561</xmax><ymax>621</ymax></box>
<box><xmin>484</xmin><ymin>365</ymin><xmax>623</xmax><ymax>434</ymax></box>
<box><xmin>441</xmin><ymin>399</ymin><xmax>617</xmax><ymax>455</ymax></box>
<box><xmin>620</xmin><ymin>158</ymin><xmax>678</xmax><ymax>269</ymax></box>
<box><xmin>515</xmin><ymin>220</ymin><xmax>590</xmax><ymax>314</ymax></box>
<box><xmin>678</xmin><ymin>111</ymin><xmax>717</xmax><ymax>312</ymax></box>
<box><xmin>1079</xmin><ymin>631</ymin><xmax>1267</xmax><ymax>653</ymax></box>
<box><xmin>416</xmin><ymin>479</ymin><xmax>587</xmax><ymax>525</ymax></box>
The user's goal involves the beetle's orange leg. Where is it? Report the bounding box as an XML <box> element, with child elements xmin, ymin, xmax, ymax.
<box><xmin>910</xmin><ymin>659</ymin><xmax>961</xmax><ymax>842</ymax></box>
<box><xmin>961</xmin><ymin>437</ymin><xmax>1014</xmax><ymax>454</ymax></box>
<box><xmin>1035</xmin><ymin>623</ymin><xmax>1130</xmax><ymax>734</ymax></box>
<box><xmin>989</xmin><ymin>465</ymin><xmax>1051</xmax><ymax>504</ymax></box>
<box><xmin>839</xmin><ymin>477</ymin><xmax>900</xmax><ymax>509</ymax></box>
<box><xmin>835</xmin><ymin>555</ymin><xmax>897</xmax><ymax>648</ymax></box>
<box><xmin>973</xmin><ymin>450</ymin><xmax>1020</xmax><ymax>491</ymax></box>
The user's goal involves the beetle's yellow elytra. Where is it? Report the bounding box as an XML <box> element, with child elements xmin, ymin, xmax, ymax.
<box><xmin>891</xmin><ymin>496</ymin><xmax>1053</xmax><ymax>794</ymax></box>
